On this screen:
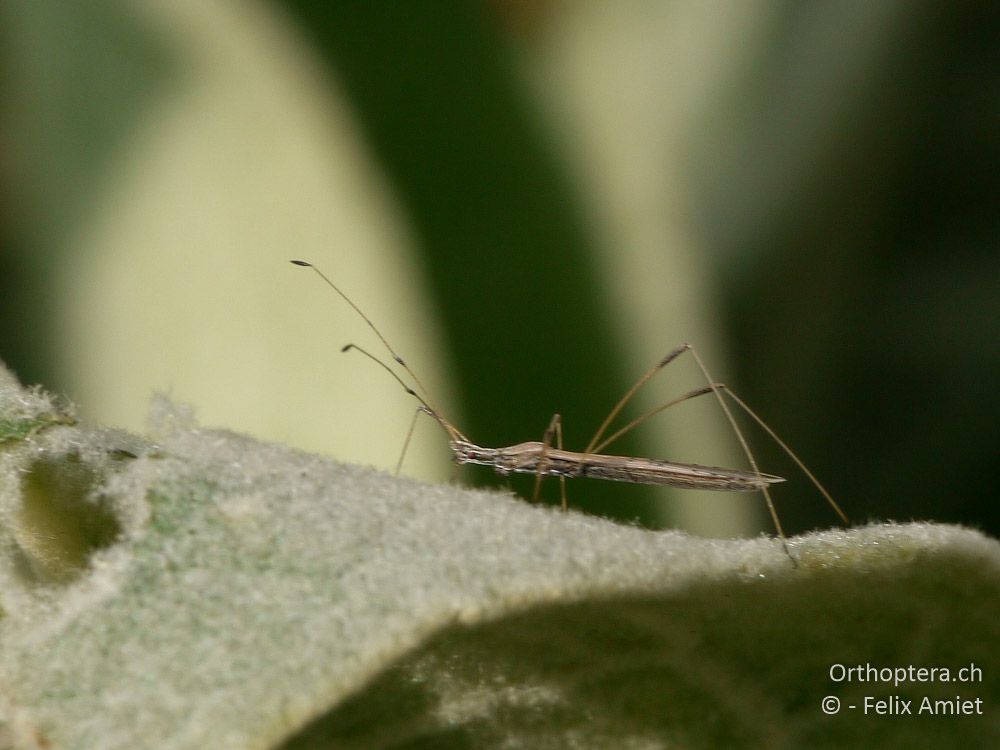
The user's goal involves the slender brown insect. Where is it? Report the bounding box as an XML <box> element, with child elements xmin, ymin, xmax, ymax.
<box><xmin>291</xmin><ymin>260</ymin><xmax>848</xmax><ymax>557</ymax></box>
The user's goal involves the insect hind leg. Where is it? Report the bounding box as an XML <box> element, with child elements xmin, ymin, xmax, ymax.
<box><xmin>582</xmin><ymin>341</ymin><xmax>840</xmax><ymax>563</ymax></box>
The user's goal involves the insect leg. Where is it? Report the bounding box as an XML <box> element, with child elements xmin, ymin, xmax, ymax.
<box><xmin>395</xmin><ymin>406</ymin><xmax>428</xmax><ymax>476</ymax></box>
<box><xmin>532</xmin><ymin>413</ymin><xmax>563</xmax><ymax>507</ymax></box>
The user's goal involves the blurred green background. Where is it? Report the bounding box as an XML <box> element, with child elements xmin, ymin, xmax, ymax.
<box><xmin>2</xmin><ymin>0</ymin><xmax>997</xmax><ymax>539</ymax></box>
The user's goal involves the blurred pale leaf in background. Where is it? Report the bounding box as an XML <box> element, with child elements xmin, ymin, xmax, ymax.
<box><xmin>5</xmin><ymin>0</ymin><xmax>456</xmax><ymax>484</ymax></box>
<box><xmin>3</xmin><ymin>0</ymin><xmax>998</xmax><ymax>539</ymax></box>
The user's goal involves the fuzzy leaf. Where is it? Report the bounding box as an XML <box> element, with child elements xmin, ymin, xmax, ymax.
<box><xmin>0</xmin><ymin>365</ymin><xmax>997</xmax><ymax>749</ymax></box>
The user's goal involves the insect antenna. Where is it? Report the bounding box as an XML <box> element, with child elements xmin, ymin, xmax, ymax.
<box><xmin>340</xmin><ymin>343</ymin><xmax>467</xmax><ymax>443</ymax></box>
<box><xmin>290</xmin><ymin>261</ymin><xmax>435</xmax><ymax>406</ymax></box>
<box><xmin>290</xmin><ymin>260</ymin><xmax>466</xmax><ymax>443</ymax></box>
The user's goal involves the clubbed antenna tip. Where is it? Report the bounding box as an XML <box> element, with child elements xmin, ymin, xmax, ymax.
<box><xmin>289</xmin><ymin>258</ymin><xmax>457</xmax><ymax>440</ymax></box>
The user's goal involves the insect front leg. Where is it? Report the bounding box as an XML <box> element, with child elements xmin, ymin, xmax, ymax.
<box><xmin>395</xmin><ymin>406</ymin><xmax>426</xmax><ymax>476</ymax></box>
